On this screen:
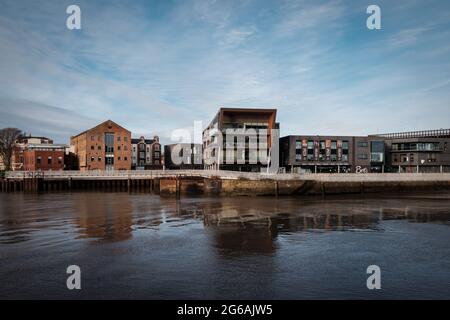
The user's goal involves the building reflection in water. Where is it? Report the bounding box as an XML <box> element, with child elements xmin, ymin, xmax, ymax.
<box><xmin>74</xmin><ymin>193</ymin><xmax>134</xmax><ymax>242</ymax></box>
<box><xmin>0</xmin><ymin>193</ymin><xmax>449</xmax><ymax>247</ymax></box>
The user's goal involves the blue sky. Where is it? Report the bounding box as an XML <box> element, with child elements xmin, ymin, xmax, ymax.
<box><xmin>0</xmin><ymin>0</ymin><xmax>449</xmax><ymax>143</ymax></box>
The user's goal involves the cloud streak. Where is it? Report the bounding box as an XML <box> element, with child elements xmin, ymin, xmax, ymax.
<box><xmin>0</xmin><ymin>0</ymin><xmax>449</xmax><ymax>145</ymax></box>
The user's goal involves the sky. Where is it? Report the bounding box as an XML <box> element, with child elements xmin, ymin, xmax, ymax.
<box><xmin>0</xmin><ymin>0</ymin><xmax>449</xmax><ymax>144</ymax></box>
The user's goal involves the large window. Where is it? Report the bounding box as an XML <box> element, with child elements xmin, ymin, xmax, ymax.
<box><xmin>370</xmin><ymin>141</ymin><xmax>384</xmax><ymax>163</ymax></box>
<box><xmin>105</xmin><ymin>133</ymin><xmax>114</xmax><ymax>153</ymax></box>
<box><xmin>392</xmin><ymin>142</ymin><xmax>439</xmax><ymax>151</ymax></box>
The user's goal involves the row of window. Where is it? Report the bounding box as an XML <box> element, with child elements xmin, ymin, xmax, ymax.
<box><xmin>90</xmin><ymin>135</ymin><xmax>128</xmax><ymax>142</ymax></box>
<box><xmin>34</xmin><ymin>156</ymin><xmax>63</xmax><ymax>165</ymax></box>
<box><xmin>134</xmin><ymin>144</ymin><xmax>160</xmax><ymax>152</ymax></box>
<box><xmin>90</xmin><ymin>145</ymin><xmax>128</xmax><ymax>151</ymax></box>
<box><xmin>391</xmin><ymin>142</ymin><xmax>440</xmax><ymax>152</ymax></box>
<box><xmin>393</xmin><ymin>153</ymin><xmax>437</xmax><ymax>163</ymax></box>
<box><xmin>296</xmin><ymin>154</ymin><xmax>350</xmax><ymax>162</ymax></box>
<box><xmin>90</xmin><ymin>156</ymin><xmax>128</xmax><ymax>162</ymax></box>
<box><xmin>296</xmin><ymin>140</ymin><xmax>350</xmax><ymax>150</ymax></box>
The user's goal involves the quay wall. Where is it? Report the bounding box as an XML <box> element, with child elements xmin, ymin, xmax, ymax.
<box><xmin>1</xmin><ymin>173</ymin><xmax>450</xmax><ymax>196</ymax></box>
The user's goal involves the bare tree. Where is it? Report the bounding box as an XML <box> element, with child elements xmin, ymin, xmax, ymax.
<box><xmin>0</xmin><ymin>128</ymin><xmax>23</xmax><ymax>171</ymax></box>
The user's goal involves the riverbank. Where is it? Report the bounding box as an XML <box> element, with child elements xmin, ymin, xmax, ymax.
<box><xmin>1</xmin><ymin>171</ymin><xmax>450</xmax><ymax>196</ymax></box>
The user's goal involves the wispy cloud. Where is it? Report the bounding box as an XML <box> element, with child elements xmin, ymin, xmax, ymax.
<box><xmin>0</xmin><ymin>0</ymin><xmax>449</xmax><ymax>144</ymax></box>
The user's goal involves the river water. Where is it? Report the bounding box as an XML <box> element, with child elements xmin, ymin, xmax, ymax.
<box><xmin>0</xmin><ymin>191</ymin><xmax>449</xmax><ymax>299</ymax></box>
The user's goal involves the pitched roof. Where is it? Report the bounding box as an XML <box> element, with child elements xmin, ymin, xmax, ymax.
<box><xmin>71</xmin><ymin>120</ymin><xmax>131</xmax><ymax>138</ymax></box>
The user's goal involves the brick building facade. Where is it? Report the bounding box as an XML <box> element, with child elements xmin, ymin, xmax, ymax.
<box><xmin>23</xmin><ymin>144</ymin><xmax>65</xmax><ymax>171</ymax></box>
<box><xmin>70</xmin><ymin>120</ymin><xmax>131</xmax><ymax>171</ymax></box>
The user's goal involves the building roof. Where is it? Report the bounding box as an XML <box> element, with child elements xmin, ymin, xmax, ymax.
<box><xmin>25</xmin><ymin>143</ymin><xmax>67</xmax><ymax>150</ymax></box>
<box><xmin>206</xmin><ymin>107</ymin><xmax>278</xmax><ymax>130</ymax></box>
<box><xmin>18</xmin><ymin>136</ymin><xmax>53</xmax><ymax>143</ymax></box>
<box><xmin>131</xmin><ymin>138</ymin><xmax>154</xmax><ymax>144</ymax></box>
<box><xmin>71</xmin><ymin>120</ymin><xmax>131</xmax><ymax>138</ymax></box>
<box><xmin>370</xmin><ymin>129</ymin><xmax>450</xmax><ymax>140</ymax></box>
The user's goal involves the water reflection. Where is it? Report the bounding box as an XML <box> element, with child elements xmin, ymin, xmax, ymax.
<box><xmin>74</xmin><ymin>193</ymin><xmax>133</xmax><ymax>242</ymax></box>
<box><xmin>0</xmin><ymin>193</ymin><xmax>449</xmax><ymax>250</ymax></box>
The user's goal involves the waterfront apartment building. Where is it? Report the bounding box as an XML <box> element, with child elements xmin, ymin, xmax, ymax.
<box><xmin>164</xmin><ymin>143</ymin><xmax>203</xmax><ymax>169</ymax></box>
<box><xmin>279</xmin><ymin>135</ymin><xmax>385</xmax><ymax>173</ymax></box>
<box><xmin>371</xmin><ymin>129</ymin><xmax>450</xmax><ymax>173</ymax></box>
<box><xmin>203</xmin><ymin>107</ymin><xmax>279</xmax><ymax>172</ymax></box>
<box><xmin>131</xmin><ymin>136</ymin><xmax>162</xmax><ymax>170</ymax></box>
<box><xmin>70</xmin><ymin>120</ymin><xmax>131</xmax><ymax>171</ymax></box>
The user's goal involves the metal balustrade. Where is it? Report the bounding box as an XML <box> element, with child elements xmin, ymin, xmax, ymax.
<box><xmin>4</xmin><ymin>169</ymin><xmax>450</xmax><ymax>181</ymax></box>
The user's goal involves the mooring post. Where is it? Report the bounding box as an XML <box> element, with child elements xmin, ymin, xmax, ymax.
<box><xmin>274</xmin><ymin>180</ymin><xmax>279</xmax><ymax>197</ymax></box>
<box><xmin>176</xmin><ymin>177</ymin><xmax>180</xmax><ymax>199</ymax></box>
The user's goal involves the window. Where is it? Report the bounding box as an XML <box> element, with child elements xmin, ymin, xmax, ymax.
<box><xmin>330</xmin><ymin>154</ymin><xmax>337</xmax><ymax>161</ymax></box>
<box><xmin>124</xmin><ymin>157</ymin><xmax>127</xmax><ymax>161</ymax></box>
<box><xmin>331</xmin><ymin>141</ymin><xmax>337</xmax><ymax>149</ymax></box>
<box><xmin>357</xmin><ymin>154</ymin><xmax>368</xmax><ymax>160</ymax></box>
<box><xmin>358</xmin><ymin>141</ymin><xmax>368</xmax><ymax>148</ymax></box>
<box><xmin>295</xmin><ymin>140</ymin><xmax>302</xmax><ymax>149</ymax></box>
<box><xmin>58</xmin><ymin>157</ymin><xmax>62</xmax><ymax>165</ymax></box>
<box><xmin>118</xmin><ymin>156</ymin><xmax>121</xmax><ymax>161</ymax></box>
<box><xmin>124</xmin><ymin>137</ymin><xmax>128</xmax><ymax>142</ymax></box>
<box><xmin>427</xmin><ymin>153</ymin><xmax>436</xmax><ymax>162</ymax></box>
<box><xmin>342</xmin><ymin>154</ymin><xmax>348</xmax><ymax>162</ymax></box>
<box><xmin>342</xmin><ymin>141</ymin><xmax>349</xmax><ymax>150</ymax></box>
<box><xmin>91</xmin><ymin>157</ymin><xmax>95</xmax><ymax>162</ymax></box>
<box><xmin>307</xmin><ymin>140</ymin><xmax>314</xmax><ymax>149</ymax></box>
<box><xmin>319</xmin><ymin>140</ymin><xmax>325</xmax><ymax>149</ymax></box>
<box><xmin>37</xmin><ymin>157</ymin><xmax>42</xmax><ymax>165</ymax></box>
<box><xmin>370</xmin><ymin>141</ymin><xmax>384</xmax><ymax>163</ymax></box>
<box><xmin>118</xmin><ymin>146</ymin><xmax>121</xmax><ymax>151</ymax></box>
<box><xmin>117</xmin><ymin>136</ymin><xmax>121</xmax><ymax>141</ymax></box>
<box><xmin>155</xmin><ymin>152</ymin><xmax>160</xmax><ymax>159</ymax></box>
<box><xmin>91</xmin><ymin>136</ymin><xmax>94</xmax><ymax>141</ymax></box>
<box><xmin>91</xmin><ymin>145</ymin><xmax>94</xmax><ymax>150</ymax></box>
<box><xmin>105</xmin><ymin>133</ymin><xmax>114</xmax><ymax>153</ymax></box>
<box><xmin>48</xmin><ymin>157</ymin><xmax>52</xmax><ymax>165</ymax></box>
<box><xmin>98</xmin><ymin>146</ymin><xmax>101</xmax><ymax>150</ymax></box>
<box><xmin>154</xmin><ymin>145</ymin><xmax>160</xmax><ymax>151</ymax></box>
<box><xmin>98</xmin><ymin>157</ymin><xmax>102</xmax><ymax>162</ymax></box>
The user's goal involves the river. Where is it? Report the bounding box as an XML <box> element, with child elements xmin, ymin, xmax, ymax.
<box><xmin>0</xmin><ymin>192</ymin><xmax>449</xmax><ymax>299</ymax></box>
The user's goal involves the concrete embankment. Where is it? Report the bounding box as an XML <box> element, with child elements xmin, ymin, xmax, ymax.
<box><xmin>1</xmin><ymin>173</ymin><xmax>450</xmax><ymax>196</ymax></box>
